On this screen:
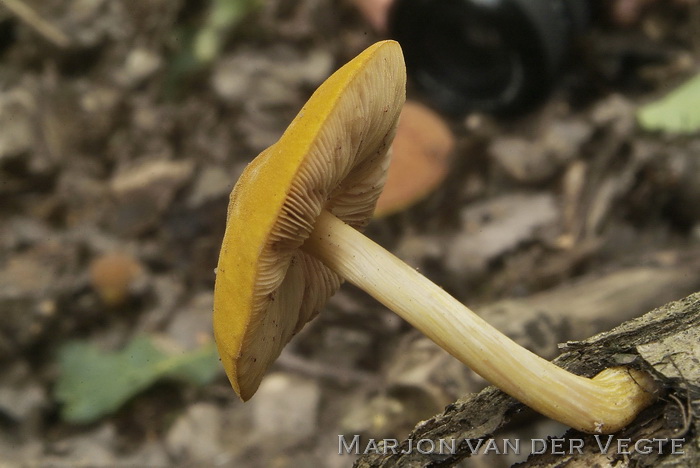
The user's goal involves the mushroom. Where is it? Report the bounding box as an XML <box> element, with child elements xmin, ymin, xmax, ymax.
<box><xmin>374</xmin><ymin>100</ymin><xmax>454</xmax><ymax>217</ymax></box>
<box><xmin>213</xmin><ymin>40</ymin><xmax>657</xmax><ymax>433</ymax></box>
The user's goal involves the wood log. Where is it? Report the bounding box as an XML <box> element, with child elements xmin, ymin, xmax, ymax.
<box><xmin>354</xmin><ymin>292</ymin><xmax>700</xmax><ymax>467</ymax></box>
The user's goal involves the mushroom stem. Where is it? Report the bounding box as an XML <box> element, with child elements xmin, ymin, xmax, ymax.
<box><xmin>303</xmin><ymin>210</ymin><xmax>658</xmax><ymax>434</ymax></box>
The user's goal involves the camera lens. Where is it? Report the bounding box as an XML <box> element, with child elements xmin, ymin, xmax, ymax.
<box><xmin>388</xmin><ymin>0</ymin><xmax>590</xmax><ymax>115</ymax></box>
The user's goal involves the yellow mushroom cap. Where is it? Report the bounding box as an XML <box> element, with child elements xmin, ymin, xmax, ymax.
<box><xmin>214</xmin><ymin>41</ymin><xmax>406</xmax><ymax>400</ymax></box>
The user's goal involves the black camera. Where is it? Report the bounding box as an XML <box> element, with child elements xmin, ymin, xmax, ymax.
<box><xmin>388</xmin><ymin>0</ymin><xmax>591</xmax><ymax>115</ymax></box>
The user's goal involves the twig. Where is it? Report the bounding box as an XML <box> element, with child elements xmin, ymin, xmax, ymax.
<box><xmin>277</xmin><ymin>349</ymin><xmax>378</xmax><ymax>387</ymax></box>
<box><xmin>1</xmin><ymin>0</ymin><xmax>70</xmax><ymax>48</ymax></box>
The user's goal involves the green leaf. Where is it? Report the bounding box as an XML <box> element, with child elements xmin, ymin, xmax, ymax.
<box><xmin>164</xmin><ymin>0</ymin><xmax>261</xmax><ymax>99</ymax></box>
<box><xmin>637</xmin><ymin>73</ymin><xmax>700</xmax><ymax>134</ymax></box>
<box><xmin>55</xmin><ymin>336</ymin><xmax>221</xmax><ymax>424</ymax></box>
<box><xmin>168</xmin><ymin>343</ymin><xmax>222</xmax><ymax>386</ymax></box>
<box><xmin>193</xmin><ymin>0</ymin><xmax>261</xmax><ymax>64</ymax></box>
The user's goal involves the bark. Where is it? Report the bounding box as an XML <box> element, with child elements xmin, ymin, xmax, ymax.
<box><xmin>354</xmin><ymin>292</ymin><xmax>700</xmax><ymax>467</ymax></box>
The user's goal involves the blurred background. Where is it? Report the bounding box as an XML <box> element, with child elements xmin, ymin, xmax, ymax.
<box><xmin>0</xmin><ymin>0</ymin><xmax>699</xmax><ymax>466</ymax></box>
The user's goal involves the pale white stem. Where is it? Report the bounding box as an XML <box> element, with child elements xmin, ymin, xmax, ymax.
<box><xmin>303</xmin><ymin>210</ymin><xmax>657</xmax><ymax>433</ymax></box>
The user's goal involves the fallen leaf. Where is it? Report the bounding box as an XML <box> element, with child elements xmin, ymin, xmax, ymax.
<box><xmin>55</xmin><ymin>336</ymin><xmax>220</xmax><ymax>424</ymax></box>
<box><xmin>637</xmin><ymin>73</ymin><xmax>700</xmax><ymax>134</ymax></box>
